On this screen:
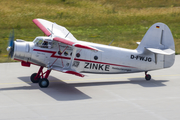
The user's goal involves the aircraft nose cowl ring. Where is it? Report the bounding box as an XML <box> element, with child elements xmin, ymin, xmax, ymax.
<box><xmin>30</xmin><ymin>66</ymin><xmax>51</xmax><ymax>88</ymax></box>
<box><xmin>12</xmin><ymin>40</ymin><xmax>31</xmax><ymax>61</ymax></box>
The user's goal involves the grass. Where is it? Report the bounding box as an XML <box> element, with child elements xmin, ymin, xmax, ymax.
<box><xmin>0</xmin><ymin>0</ymin><xmax>180</xmax><ymax>62</ymax></box>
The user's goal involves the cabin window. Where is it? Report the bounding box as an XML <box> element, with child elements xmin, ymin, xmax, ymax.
<box><xmin>94</xmin><ymin>56</ymin><xmax>98</xmax><ymax>60</ymax></box>
<box><xmin>76</xmin><ymin>53</ymin><xmax>80</xmax><ymax>57</ymax></box>
<box><xmin>58</xmin><ymin>51</ymin><xmax>62</xmax><ymax>55</ymax></box>
<box><xmin>64</xmin><ymin>51</ymin><xmax>68</xmax><ymax>56</ymax></box>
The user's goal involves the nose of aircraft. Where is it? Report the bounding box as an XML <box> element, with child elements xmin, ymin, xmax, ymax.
<box><xmin>12</xmin><ymin>40</ymin><xmax>32</xmax><ymax>61</ymax></box>
<box><xmin>7</xmin><ymin>42</ymin><xmax>15</xmax><ymax>58</ymax></box>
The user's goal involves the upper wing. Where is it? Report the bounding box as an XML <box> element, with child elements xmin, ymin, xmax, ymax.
<box><xmin>33</xmin><ymin>18</ymin><xmax>101</xmax><ymax>51</ymax></box>
<box><xmin>33</xmin><ymin>18</ymin><xmax>77</xmax><ymax>41</ymax></box>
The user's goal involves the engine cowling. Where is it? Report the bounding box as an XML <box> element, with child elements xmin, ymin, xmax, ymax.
<box><xmin>12</xmin><ymin>40</ymin><xmax>33</xmax><ymax>62</ymax></box>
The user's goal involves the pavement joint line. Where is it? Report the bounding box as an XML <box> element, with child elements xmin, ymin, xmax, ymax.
<box><xmin>63</xmin><ymin>74</ymin><xmax>180</xmax><ymax>81</ymax></box>
<box><xmin>0</xmin><ymin>74</ymin><xmax>179</xmax><ymax>85</ymax></box>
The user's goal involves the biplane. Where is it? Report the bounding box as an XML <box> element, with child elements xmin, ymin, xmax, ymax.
<box><xmin>7</xmin><ymin>19</ymin><xmax>175</xmax><ymax>88</ymax></box>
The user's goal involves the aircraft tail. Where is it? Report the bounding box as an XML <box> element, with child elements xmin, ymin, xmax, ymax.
<box><xmin>136</xmin><ymin>23</ymin><xmax>175</xmax><ymax>68</ymax></box>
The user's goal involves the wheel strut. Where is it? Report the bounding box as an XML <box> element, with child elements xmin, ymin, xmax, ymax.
<box><xmin>34</xmin><ymin>66</ymin><xmax>44</xmax><ymax>80</ymax></box>
<box><xmin>31</xmin><ymin>66</ymin><xmax>51</xmax><ymax>88</ymax></box>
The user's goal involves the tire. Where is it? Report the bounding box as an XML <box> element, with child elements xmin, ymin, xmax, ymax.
<box><xmin>30</xmin><ymin>73</ymin><xmax>40</xmax><ymax>83</ymax></box>
<box><xmin>39</xmin><ymin>78</ymin><xmax>49</xmax><ymax>88</ymax></box>
<box><xmin>145</xmin><ymin>74</ymin><xmax>151</xmax><ymax>81</ymax></box>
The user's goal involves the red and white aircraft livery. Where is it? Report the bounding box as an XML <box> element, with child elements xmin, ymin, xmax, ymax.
<box><xmin>7</xmin><ymin>19</ymin><xmax>175</xmax><ymax>88</ymax></box>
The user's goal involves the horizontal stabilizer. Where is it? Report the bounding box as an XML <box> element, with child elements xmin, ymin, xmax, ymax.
<box><xmin>145</xmin><ymin>48</ymin><xmax>175</xmax><ymax>55</ymax></box>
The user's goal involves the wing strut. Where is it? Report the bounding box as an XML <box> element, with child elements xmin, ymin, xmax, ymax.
<box><xmin>63</xmin><ymin>47</ymin><xmax>85</xmax><ymax>77</ymax></box>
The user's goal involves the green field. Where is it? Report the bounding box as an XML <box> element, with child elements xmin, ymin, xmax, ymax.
<box><xmin>0</xmin><ymin>0</ymin><xmax>180</xmax><ymax>62</ymax></box>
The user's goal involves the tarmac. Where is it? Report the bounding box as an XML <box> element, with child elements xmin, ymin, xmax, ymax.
<box><xmin>0</xmin><ymin>55</ymin><xmax>179</xmax><ymax>120</ymax></box>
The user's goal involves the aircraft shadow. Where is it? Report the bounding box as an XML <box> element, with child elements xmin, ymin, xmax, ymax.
<box><xmin>0</xmin><ymin>76</ymin><xmax>91</xmax><ymax>101</ymax></box>
<box><xmin>0</xmin><ymin>76</ymin><xmax>168</xmax><ymax>101</ymax></box>
<box><xmin>69</xmin><ymin>78</ymin><xmax>168</xmax><ymax>88</ymax></box>
<box><xmin>128</xmin><ymin>78</ymin><xmax>168</xmax><ymax>87</ymax></box>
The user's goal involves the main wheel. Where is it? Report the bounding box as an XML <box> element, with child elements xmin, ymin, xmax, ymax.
<box><xmin>30</xmin><ymin>73</ymin><xmax>40</xmax><ymax>83</ymax></box>
<box><xmin>145</xmin><ymin>74</ymin><xmax>151</xmax><ymax>81</ymax></box>
<box><xmin>39</xmin><ymin>78</ymin><xmax>49</xmax><ymax>88</ymax></box>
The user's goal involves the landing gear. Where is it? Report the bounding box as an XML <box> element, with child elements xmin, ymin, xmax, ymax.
<box><xmin>30</xmin><ymin>73</ymin><xmax>40</xmax><ymax>83</ymax></box>
<box><xmin>39</xmin><ymin>78</ymin><xmax>49</xmax><ymax>88</ymax></box>
<box><xmin>145</xmin><ymin>71</ymin><xmax>151</xmax><ymax>81</ymax></box>
<box><xmin>30</xmin><ymin>66</ymin><xmax>51</xmax><ymax>88</ymax></box>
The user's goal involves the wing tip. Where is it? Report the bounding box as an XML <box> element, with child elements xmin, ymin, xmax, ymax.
<box><xmin>33</xmin><ymin>19</ymin><xmax>51</xmax><ymax>36</ymax></box>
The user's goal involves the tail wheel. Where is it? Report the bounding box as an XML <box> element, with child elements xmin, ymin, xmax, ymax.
<box><xmin>30</xmin><ymin>73</ymin><xmax>40</xmax><ymax>83</ymax></box>
<box><xmin>145</xmin><ymin>74</ymin><xmax>151</xmax><ymax>81</ymax></box>
<box><xmin>39</xmin><ymin>78</ymin><xmax>49</xmax><ymax>88</ymax></box>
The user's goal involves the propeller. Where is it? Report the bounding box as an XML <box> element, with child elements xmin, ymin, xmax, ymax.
<box><xmin>7</xmin><ymin>29</ymin><xmax>15</xmax><ymax>58</ymax></box>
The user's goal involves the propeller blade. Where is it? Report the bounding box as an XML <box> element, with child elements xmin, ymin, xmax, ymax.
<box><xmin>7</xmin><ymin>29</ymin><xmax>15</xmax><ymax>58</ymax></box>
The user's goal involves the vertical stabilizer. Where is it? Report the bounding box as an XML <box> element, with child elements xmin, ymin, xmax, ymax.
<box><xmin>137</xmin><ymin>23</ymin><xmax>175</xmax><ymax>68</ymax></box>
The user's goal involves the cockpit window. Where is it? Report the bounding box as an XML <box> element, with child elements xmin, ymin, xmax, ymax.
<box><xmin>34</xmin><ymin>38</ymin><xmax>43</xmax><ymax>45</ymax></box>
<box><xmin>41</xmin><ymin>40</ymin><xmax>52</xmax><ymax>48</ymax></box>
<box><xmin>36</xmin><ymin>39</ymin><xmax>43</xmax><ymax>46</ymax></box>
<box><xmin>34</xmin><ymin>38</ymin><xmax>52</xmax><ymax>48</ymax></box>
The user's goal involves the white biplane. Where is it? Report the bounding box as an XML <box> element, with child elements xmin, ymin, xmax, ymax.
<box><xmin>7</xmin><ymin>19</ymin><xmax>175</xmax><ymax>88</ymax></box>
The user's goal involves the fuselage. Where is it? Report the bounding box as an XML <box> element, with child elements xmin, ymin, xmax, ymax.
<box><xmin>11</xmin><ymin>36</ymin><xmax>165</xmax><ymax>74</ymax></box>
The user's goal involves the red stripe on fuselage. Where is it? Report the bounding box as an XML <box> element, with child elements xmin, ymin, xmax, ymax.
<box><xmin>33</xmin><ymin>49</ymin><xmax>135</xmax><ymax>68</ymax></box>
<box><xmin>33</xmin><ymin>49</ymin><xmax>70</xmax><ymax>60</ymax></box>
